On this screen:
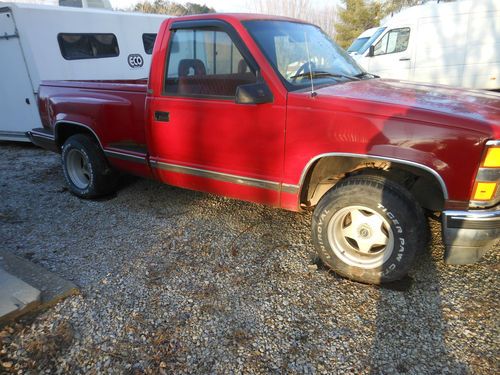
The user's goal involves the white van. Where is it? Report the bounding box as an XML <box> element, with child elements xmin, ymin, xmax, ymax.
<box><xmin>353</xmin><ymin>0</ymin><xmax>500</xmax><ymax>90</ymax></box>
<box><xmin>0</xmin><ymin>2</ymin><xmax>167</xmax><ymax>141</ymax></box>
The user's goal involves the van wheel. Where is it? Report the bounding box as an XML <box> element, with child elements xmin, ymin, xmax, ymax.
<box><xmin>311</xmin><ymin>175</ymin><xmax>427</xmax><ymax>284</ymax></box>
<box><xmin>61</xmin><ymin>134</ymin><xmax>118</xmax><ymax>198</ymax></box>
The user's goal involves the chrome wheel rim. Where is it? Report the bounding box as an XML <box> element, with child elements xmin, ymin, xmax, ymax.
<box><xmin>327</xmin><ymin>205</ymin><xmax>394</xmax><ymax>269</ymax></box>
<box><xmin>66</xmin><ymin>149</ymin><xmax>90</xmax><ymax>190</ymax></box>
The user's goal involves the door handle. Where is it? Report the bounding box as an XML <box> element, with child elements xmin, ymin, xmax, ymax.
<box><xmin>399</xmin><ymin>58</ymin><xmax>411</xmax><ymax>61</ymax></box>
<box><xmin>154</xmin><ymin>111</ymin><xmax>170</xmax><ymax>122</ymax></box>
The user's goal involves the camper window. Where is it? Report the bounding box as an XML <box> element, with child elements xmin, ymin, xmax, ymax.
<box><xmin>58</xmin><ymin>33</ymin><xmax>119</xmax><ymax>60</ymax></box>
<box><xmin>373</xmin><ymin>28</ymin><xmax>410</xmax><ymax>56</ymax></box>
<box><xmin>59</xmin><ymin>0</ymin><xmax>83</xmax><ymax>6</ymax></box>
<box><xmin>143</xmin><ymin>33</ymin><xmax>157</xmax><ymax>55</ymax></box>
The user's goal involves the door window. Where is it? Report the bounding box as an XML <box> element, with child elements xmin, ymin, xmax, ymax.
<box><xmin>164</xmin><ymin>28</ymin><xmax>257</xmax><ymax>97</ymax></box>
<box><xmin>373</xmin><ymin>28</ymin><xmax>410</xmax><ymax>56</ymax></box>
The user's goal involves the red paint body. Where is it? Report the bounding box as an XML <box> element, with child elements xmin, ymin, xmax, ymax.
<box><xmin>37</xmin><ymin>14</ymin><xmax>500</xmax><ymax>212</ymax></box>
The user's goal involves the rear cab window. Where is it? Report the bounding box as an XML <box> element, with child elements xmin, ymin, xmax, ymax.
<box><xmin>58</xmin><ymin>33</ymin><xmax>119</xmax><ymax>60</ymax></box>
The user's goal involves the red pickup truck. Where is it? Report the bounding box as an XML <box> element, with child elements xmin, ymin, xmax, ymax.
<box><xmin>29</xmin><ymin>14</ymin><xmax>499</xmax><ymax>284</ymax></box>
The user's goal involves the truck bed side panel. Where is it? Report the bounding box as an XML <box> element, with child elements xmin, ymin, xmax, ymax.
<box><xmin>38</xmin><ymin>80</ymin><xmax>153</xmax><ymax>178</ymax></box>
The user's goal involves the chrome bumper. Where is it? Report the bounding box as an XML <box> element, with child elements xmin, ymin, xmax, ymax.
<box><xmin>442</xmin><ymin>209</ymin><xmax>500</xmax><ymax>264</ymax></box>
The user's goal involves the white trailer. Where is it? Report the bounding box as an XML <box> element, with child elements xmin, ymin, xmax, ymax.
<box><xmin>352</xmin><ymin>0</ymin><xmax>500</xmax><ymax>90</ymax></box>
<box><xmin>0</xmin><ymin>2</ymin><xmax>167</xmax><ymax>141</ymax></box>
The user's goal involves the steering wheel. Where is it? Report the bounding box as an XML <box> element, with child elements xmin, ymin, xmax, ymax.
<box><xmin>291</xmin><ymin>61</ymin><xmax>316</xmax><ymax>82</ymax></box>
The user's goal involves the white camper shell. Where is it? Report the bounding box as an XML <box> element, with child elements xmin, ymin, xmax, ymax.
<box><xmin>0</xmin><ymin>2</ymin><xmax>167</xmax><ymax>141</ymax></box>
<box><xmin>353</xmin><ymin>0</ymin><xmax>500</xmax><ymax>90</ymax></box>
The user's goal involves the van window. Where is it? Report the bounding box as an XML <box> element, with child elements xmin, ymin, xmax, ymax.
<box><xmin>164</xmin><ymin>28</ymin><xmax>257</xmax><ymax>97</ymax></box>
<box><xmin>143</xmin><ymin>33</ymin><xmax>157</xmax><ymax>54</ymax></box>
<box><xmin>359</xmin><ymin>26</ymin><xmax>386</xmax><ymax>54</ymax></box>
<box><xmin>347</xmin><ymin>37</ymin><xmax>370</xmax><ymax>53</ymax></box>
<box><xmin>374</xmin><ymin>28</ymin><xmax>410</xmax><ymax>56</ymax></box>
<box><xmin>58</xmin><ymin>33</ymin><xmax>119</xmax><ymax>60</ymax></box>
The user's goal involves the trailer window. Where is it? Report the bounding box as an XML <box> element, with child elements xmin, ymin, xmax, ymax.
<box><xmin>373</xmin><ymin>28</ymin><xmax>410</xmax><ymax>56</ymax></box>
<box><xmin>164</xmin><ymin>28</ymin><xmax>257</xmax><ymax>98</ymax></box>
<box><xmin>58</xmin><ymin>33</ymin><xmax>119</xmax><ymax>60</ymax></box>
<box><xmin>59</xmin><ymin>0</ymin><xmax>83</xmax><ymax>6</ymax></box>
<box><xmin>143</xmin><ymin>33</ymin><xmax>157</xmax><ymax>55</ymax></box>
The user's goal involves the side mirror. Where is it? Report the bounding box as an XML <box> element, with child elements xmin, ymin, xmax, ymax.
<box><xmin>368</xmin><ymin>45</ymin><xmax>375</xmax><ymax>57</ymax></box>
<box><xmin>235</xmin><ymin>81</ymin><xmax>273</xmax><ymax>105</ymax></box>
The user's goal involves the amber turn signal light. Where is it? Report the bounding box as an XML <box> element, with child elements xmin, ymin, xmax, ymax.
<box><xmin>472</xmin><ymin>182</ymin><xmax>497</xmax><ymax>201</ymax></box>
<box><xmin>482</xmin><ymin>147</ymin><xmax>500</xmax><ymax>168</ymax></box>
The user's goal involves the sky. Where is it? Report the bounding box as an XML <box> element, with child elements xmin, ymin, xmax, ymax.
<box><xmin>109</xmin><ymin>0</ymin><xmax>334</xmax><ymax>12</ymax></box>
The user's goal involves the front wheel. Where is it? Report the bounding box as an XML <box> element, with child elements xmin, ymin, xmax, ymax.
<box><xmin>311</xmin><ymin>175</ymin><xmax>428</xmax><ymax>284</ymax></box>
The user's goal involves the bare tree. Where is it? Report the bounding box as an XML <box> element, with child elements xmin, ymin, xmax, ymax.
<box><xmin>248</xmin><ymin>0</ymin><xmax>338</xmax><ymax>38</ymax></box>
<box><xmin>309</xmin><ymin>4</ymin><xmax>337</xmax><ymax>38</ymax></box>
<box><xmin>134</xmin><ymin>0</ymin><xmax>215</xmax><ymax>15</ymax></box>
<box><xmin>249</xmin><ymin>0</ymin><xmax>312</xmax><ymax>20</ymax></box>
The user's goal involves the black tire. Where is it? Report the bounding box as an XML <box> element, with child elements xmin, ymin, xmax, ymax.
<box><xmin>311</xmin><ymin>174</ymin><xmax>428</xmax><ymax>284</ymax></box>
<box><xmin>61</xmin><ymin>134</ymin><xmax>118</xmax><ymax>199</ymax></box>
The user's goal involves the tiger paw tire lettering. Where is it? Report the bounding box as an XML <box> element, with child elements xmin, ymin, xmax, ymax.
<box><xmin>61</xmin><ymin>134</ymin><xmax>118</xmax><ymax>199</ymax></box>
<box><xmin>312</xmin><ymin>175</ymin><xmax>428</xmax><ymax>284</ymax></box>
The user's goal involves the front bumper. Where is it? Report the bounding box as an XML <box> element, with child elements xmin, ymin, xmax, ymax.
<box><xmin>442</xmin><ymin>208</ymin><xmax>500</xmax><ymax>264</ymax></box>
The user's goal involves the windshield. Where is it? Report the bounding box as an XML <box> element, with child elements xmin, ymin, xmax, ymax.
<box><xmin>347</xmin><ymin>37</ymin><xmax>370</xmax><ymax>53</ymax></box>
<box><xmin>244</xmin><ymin>20</ymin><xmax>365</xmax><ymax>91</ymax></box>
<box><xmin>358</xmin><ymin>26</ymin><xmax>386</xmax><ymax>55</ymax></box>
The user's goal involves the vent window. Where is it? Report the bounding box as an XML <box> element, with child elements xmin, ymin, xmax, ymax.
<box><xmin>143</xmin><ymin>33</ymin><xmax>157</xmax><ymax>55</ymax></box>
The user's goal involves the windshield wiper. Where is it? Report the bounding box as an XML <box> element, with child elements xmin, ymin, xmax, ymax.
<box><xmin>354</xmin><ymin>72</ymin><xmax>379</xmax><ymax>79</ymax></box>
<box><xmin>291</xmin><ymin>70</ymin><xmax>361</xmax><ymax>81</ymax></box>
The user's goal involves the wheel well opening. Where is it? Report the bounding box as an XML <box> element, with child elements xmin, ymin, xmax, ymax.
<box><xmin>55</xmin><ymin>123</ymin><xmax>100</xmax><ymax>151</ymax></box>
<box><xmin>300</xmin><ymin>156</ymin><xmax>445</xmax><ymax>212</ymax></box>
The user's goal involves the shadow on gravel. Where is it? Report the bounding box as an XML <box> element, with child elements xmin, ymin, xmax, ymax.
<box><xmin>81</xmin><ymin>175</ymin><xmax>141</xmax><ymax>201</ymax></box>
<box><xmin>369</xmin><ymin>232</ymin><xmax>468</xmax><ymax>374</ymax></box>
<box><xmin>0</xmin><ymin>140</ymin><xmax>38</xmax><ymax>149</ymax></box>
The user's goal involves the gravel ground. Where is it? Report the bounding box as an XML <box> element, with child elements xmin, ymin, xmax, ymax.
<box><xmin>0</xmin><ymin>141</ymin><xmax>498</xmax><ymax>374</ymax></box>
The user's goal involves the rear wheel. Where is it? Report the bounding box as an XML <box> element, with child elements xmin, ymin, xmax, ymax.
<box><xmin>311</xmin><ymin>175</ymin><xmax>428</xmax><ymax>284</ymax></box>
<box><xmin>61</xmin><ymin>134</ymin><xmax>118</xmax><ymax>198</ymax></box>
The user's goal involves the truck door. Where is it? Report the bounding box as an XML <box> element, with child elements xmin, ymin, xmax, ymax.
<box><xmin>0</xmin><ymin>9</ymin><xmax>41</xmax><ymax>141</ymax></box>
<box><xmin>366</xmin><ymin>27</ymin><xmax>412</xmax><ymax>80</ymax></box>
<box><xmin>147</xmin><ymin>21</ymin><xmax>286</xmax><ymax>206</ymax></box>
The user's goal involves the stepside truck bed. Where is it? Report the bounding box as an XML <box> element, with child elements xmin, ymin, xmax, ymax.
<box><xmin>32</xmin><ymin>79</ymin><xmax>152</xmax><ymax>178</ymax></box>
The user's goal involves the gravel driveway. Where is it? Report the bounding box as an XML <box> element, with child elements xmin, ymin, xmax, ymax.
<box><xmin>0</xmin><ymin>141</ymin><xmax>498</xmax><ymax>374</ymax></box>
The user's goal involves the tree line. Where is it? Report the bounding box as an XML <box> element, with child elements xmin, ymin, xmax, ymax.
<box><xmin>134</xmin><ymin>0</ymin><xmax>215</xmax><ymax>16</ymax></box>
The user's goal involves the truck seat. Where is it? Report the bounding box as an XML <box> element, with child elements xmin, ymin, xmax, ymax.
<box><xmin>178</xmin><ymin>59</ymin><xmax>207</xmax><ymax>77</ymax></box>
<box><xmin>178</xmin><ymin>73</ymin><xmax>256</xmax><ymax>97</ymax></box>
